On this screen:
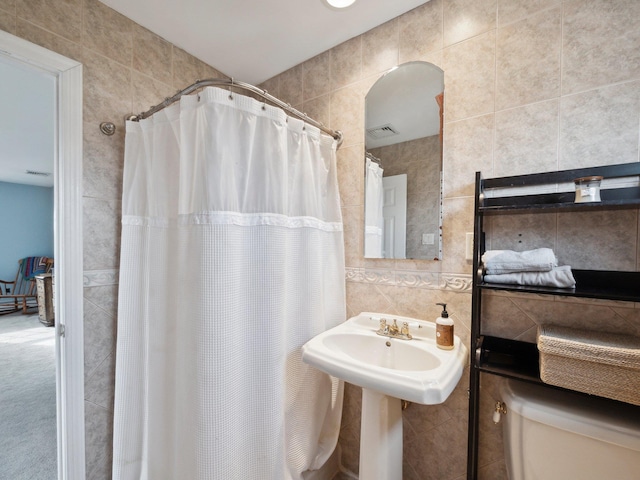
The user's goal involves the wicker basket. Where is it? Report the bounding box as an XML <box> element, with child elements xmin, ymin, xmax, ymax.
<box><xmin>538</xmin><ymin>325</ymin><xmax>640</xmax><ymax>406</ymax></box>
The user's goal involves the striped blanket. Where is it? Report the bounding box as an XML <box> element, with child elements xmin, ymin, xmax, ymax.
<box><xmin>20</xmin><ymin>257</ymin><xmax>50</xmax><ymax>279</ymax></box>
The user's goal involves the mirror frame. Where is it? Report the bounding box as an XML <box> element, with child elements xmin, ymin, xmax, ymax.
<box><xmin>364</xmin><ymin>61</ymin><xmax>444</xmax><ymax>261</ymax></box>
<box><xmin>0</xmin><ymin>30</ymin><xmax>85</xmax><ymax>480</ymax></box>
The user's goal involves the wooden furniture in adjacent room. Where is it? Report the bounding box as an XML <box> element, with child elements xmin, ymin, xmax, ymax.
<box><xmin>0</xmin><ymin>257</ymin><xmax>53</xmax><ymax>315</ymax></box>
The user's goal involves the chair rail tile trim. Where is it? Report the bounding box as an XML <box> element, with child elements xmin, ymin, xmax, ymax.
<box><xmin>83</xmin><ymin>269</ymin><xmax>119</xmax><ymax>287</ymax></box>
<box><xmin>439</xmin><ymin>274</ymin><xmax>473</xmax><ymax>292</ymax></box>
<box><xmin>82</xmin><ymin>268</ymin><xmax>472</xmax><ymax>291</ymax></box>
<box><xmin>345</xmin><ymin>267</ymin><xmax>472</xmax><ymax>292</ymax></box>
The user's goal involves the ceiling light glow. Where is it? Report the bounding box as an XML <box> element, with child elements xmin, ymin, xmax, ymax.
<box><xmin>325</xmin><ymin>0</ymin><xmax>357</xmax><ymax>9</ymax></box>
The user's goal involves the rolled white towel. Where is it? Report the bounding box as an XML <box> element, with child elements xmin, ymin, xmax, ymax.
<box><xmin>482</xmin><ymin>248</ymin><xmax>557</xmax><ymax>275</ymax></box>
<box><xmin>483</xmin><ymin>265</ymin><xmax>576</xmax><ymax>289</ymax></box>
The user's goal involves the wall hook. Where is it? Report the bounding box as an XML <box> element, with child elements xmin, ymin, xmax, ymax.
<box><xmin>100</xmin><ymin>122</ymin><xmax>116</xmax><ymax>136</ymax></box>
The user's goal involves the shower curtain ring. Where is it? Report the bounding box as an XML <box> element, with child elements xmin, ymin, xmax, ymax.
<box><xmin>228</xmin><ymin>77</ymin><xmax>234</xmax><ymax>100</ymax></box>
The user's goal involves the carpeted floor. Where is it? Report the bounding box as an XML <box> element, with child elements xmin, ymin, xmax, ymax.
<box><xmin>0</xmin><ymin>312</ymin><xmax>57</xmax><ymax>480</ymax></box>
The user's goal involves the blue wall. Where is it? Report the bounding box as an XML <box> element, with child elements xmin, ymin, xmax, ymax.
<box><xmin>0</xmin><ymin>181</ymin><xmax>54</xmax><ymax>282</ymax></box>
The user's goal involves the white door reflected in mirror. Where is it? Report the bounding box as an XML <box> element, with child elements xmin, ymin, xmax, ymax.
<box><xmin>382</xmin><ymin>174</ymin><xmax>406</xmax><ymax>259</ymax></box>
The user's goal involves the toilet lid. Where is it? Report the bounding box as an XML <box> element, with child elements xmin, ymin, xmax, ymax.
<box><xmin>500</xmin><ymin>379</ymin><xmax>640</xmax><ymax>451</ymax></box>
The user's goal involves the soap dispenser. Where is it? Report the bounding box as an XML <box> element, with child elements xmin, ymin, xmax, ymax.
<box><xmin>435</xmin><ymin>302</ymin><xmax>454</xmax><ymax>350</ymax></box>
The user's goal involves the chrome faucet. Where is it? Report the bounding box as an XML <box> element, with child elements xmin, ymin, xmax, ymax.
<box><xmin>376</xmin><ymin>318</ymin><xmax>412</xmax><ymax>340</ymax></box>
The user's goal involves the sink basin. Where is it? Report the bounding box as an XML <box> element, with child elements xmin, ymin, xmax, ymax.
<box><xmin>302</xmin><ymin>312</ymin><xmax>468</xmax><ymax>480</ymax></box>
<box><xmin>323</xmin><ymin>333</ymin><xmax>441</xmax><ymax>371</ymax></box>
<box><xmin>301</xmin><ymin>312</ymin><xmax>468</xmax><ymax>405</ymax></box>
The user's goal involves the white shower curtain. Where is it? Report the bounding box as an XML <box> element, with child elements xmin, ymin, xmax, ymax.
<box><xmin>364</xmin><ymin>157</ymin><xmax>384</xmax><ymax>258</ymax></box>
<box><xmin>112</xmin><ymin>87</ymin><xmax>346</xmax><ymax>480</ymax></box>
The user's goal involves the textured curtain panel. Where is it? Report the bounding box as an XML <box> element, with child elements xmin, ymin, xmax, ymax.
<box><xmin>113</xmin><ymin>87</ymin><xmax>346</xmax><ymax>480</ymax></box>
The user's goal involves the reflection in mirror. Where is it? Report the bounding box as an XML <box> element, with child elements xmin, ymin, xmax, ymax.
<box><xmin>364</xmin><ymin>61</ymin><xmax>444</xmax><ymax>260</ymax></box>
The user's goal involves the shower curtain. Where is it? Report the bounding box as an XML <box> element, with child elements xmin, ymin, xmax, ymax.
<box><xmin>112</xmin><ymin>87</ymin><xmax>346</xmax><ymax>480</ymax></box>
<box><xmin>364</xmin><ymin>157</ymin><xmax>384</xmax><ymax>258</ymax></box>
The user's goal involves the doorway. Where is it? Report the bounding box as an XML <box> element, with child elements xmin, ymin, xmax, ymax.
<box><xmin>0</xmin><ymin>30</ymin><xmax>85</xmax><ymax>480</ymax></box>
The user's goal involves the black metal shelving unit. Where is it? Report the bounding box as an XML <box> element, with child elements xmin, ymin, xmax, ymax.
<box><xmin>466</xmin><ymin>162</ymin><xmax>640</xmax><ymax>480</ymax></box>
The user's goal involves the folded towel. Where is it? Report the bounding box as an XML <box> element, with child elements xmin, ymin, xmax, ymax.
<box><xmin>483</xmin><ymin>265</ymin><xmax>576</xmax><ymax>289</ymax></box>
<box><xmin>482</xmin><ymin>248</ymin><xmax>557</xmax><ymax>275</ymax></box>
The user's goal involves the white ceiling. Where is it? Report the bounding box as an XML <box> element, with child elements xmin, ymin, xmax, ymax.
<box><xmin>0</xmin><ymin>54</ymin><xmax>55</xmax><ymax>187</ymax></box>
<box><xmin>99</xmin><ymin>0</ymin><xmax>429</xmax><ymax>85</ymax></box>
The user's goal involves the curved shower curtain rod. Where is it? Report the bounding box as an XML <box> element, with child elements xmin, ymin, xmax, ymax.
<box><xmin>127</xmin><ymin>77</ymin><xmax>343</xmax><ymax>146</ymax></box>
<box><xmin>365</xmin><ymin>151</ymin><xmax>382</xmax><ymax>167</ymax></box>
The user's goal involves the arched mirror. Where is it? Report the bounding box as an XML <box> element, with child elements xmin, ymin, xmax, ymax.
<box><xmin>364</xmin><ymin>61</ymin><xmax>444</xmax><ymax>260</ymax></box>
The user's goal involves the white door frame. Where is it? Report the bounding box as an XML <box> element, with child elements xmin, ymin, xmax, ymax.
<box><xmin>0</xmin><ymin>30</ymin><xmax>85</xmax><ymax>480</ymax></box>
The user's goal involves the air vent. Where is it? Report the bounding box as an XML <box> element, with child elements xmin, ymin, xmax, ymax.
<box><xmin>366</xmin><ymin>124</ymin><xmax>399</xmax><ymax>139</ymax></box>
<box><xmin>25</xmin><ymin>170</ymin><xmax>51</xmax><ymax>176</ymax></box>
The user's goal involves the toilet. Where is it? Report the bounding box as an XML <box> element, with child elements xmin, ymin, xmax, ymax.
<box><xmin>499</xmin><ymin>378</ymin><xmax>640</xmax><ymax>480</ymax></box>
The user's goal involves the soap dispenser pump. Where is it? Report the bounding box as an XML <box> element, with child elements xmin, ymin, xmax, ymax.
<box><xmin>435</xmin><ymin>303</ymin><xmax>454</xmax><ymax>350</ymax></box>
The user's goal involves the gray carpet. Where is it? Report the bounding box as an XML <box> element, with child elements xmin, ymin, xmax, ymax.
<box><xmin>0</xmin><ymin>312</ymin><xmax>57</xmax><ymax>480</ymax></box>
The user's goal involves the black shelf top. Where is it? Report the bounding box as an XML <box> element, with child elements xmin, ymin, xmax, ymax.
<box><xmin>476</xmin><ymin>162</ymin><xmax>640</xmax><ymax>213</ymax></box>
<box><xmin>478</xmin><ymin>269</ymin><xmax>640</xmax><ymax>303</ymax></box>
<box><xmin>481</xmin><ymin>162</ymin><xmax>640</xmax><ymax>190</ymax></box>
<box><xmin>480</xmin><ymin>186</ymin><xmax>640</xmax><ymax>213</ymax></box>
<box><xmin>476</xmin><ymin>336</ymin><xmax>540</xmax><ymax>383</ymax></box>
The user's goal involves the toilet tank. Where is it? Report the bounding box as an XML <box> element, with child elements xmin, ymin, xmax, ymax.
<box><xmin>500</xmin><ymin>378</ymin><xmax>640</xmax><ymax>480</ymax></box>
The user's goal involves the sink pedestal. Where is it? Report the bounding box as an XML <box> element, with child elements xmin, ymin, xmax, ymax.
<box><xmin>359</xmin><ymin>389</ymin><xmax>403</xmax><ymax>480</ymax></box>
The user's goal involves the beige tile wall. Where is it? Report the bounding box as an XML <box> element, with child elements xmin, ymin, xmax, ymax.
<box><xmin>0</xmin><ymin>0</ymin><xmax>227</xmax><ymax>477</ymax></box>
<box><xmin>262</xmin><ymin>0</ymin><xmax>640</xmax><ymax>478</ymax></box>
<box><xmin>2</xmin><ymin>0</ymin><xmax>640</xmax><ymax>478</ymax></box>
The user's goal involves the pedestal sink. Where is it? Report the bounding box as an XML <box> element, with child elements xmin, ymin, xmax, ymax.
<box><xmin>301</xmin><ymin>312</ymin><xmax>468</xmax><ymax>480</ymax></box>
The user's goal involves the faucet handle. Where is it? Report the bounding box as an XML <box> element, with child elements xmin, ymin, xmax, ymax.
<box><xmin>401</xmin><ymin>322</ymin><xmax>412</xmax><ymax>339</ymax></box>
<box><xmin>377</xmin><ymin>318</ymin><xmax>389</xmax><ymax>335</ymax></box>
<box><xmin>390</xmin><ymin>319</ymin><xmax>400</xmax><ymax>335</ymax></box>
